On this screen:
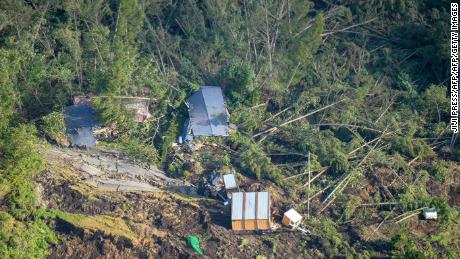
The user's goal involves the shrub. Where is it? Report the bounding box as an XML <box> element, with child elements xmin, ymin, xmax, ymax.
<box><xmin>92</xmin><ymin>97</ymin><xmax>136</xmax><ymax>132</ymax></box>
<box><xmin>391</xmin><ymin>233</ymin><xmax>426</xmax><ymax>259</ymax></box>
<box><xmin>41</xmin><ymin>111</ymin><xmax>67</xmax><ymax>145</ymax></box>
<box><xmin>0</xmin><ymin>211</ymin><xmax>57</xmax><ymax>258</ymax></box>
<box><xmin>230</xmin><ymin>134</ymin><xmax>283</xmax><ymax>184</ymax></box>
<box><xmin>103</xmin><ymin>136</ymin><xmax>160</xmax><ymax>165</ymax></box>
<box><xmin>220</xmin><ymin>60</ymin><xmax>259</xmax><ymax>107</ymax></box>
<box><xmin>431</xmin><ymin>160</ymin><xmax>449</xmax><ymax>182</ymax></box>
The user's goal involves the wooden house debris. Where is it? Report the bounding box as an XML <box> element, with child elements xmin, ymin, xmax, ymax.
<box><xmin>183</xmin><ymin>86</ymin><xmax>230</xmax><ymax>141</ymax></box>
<box><xmin>204</xmin><ymin>174</ymin><xmax>229</xmax><ymax>205</ymax></box>
<box><xmin>422</xmin><ymin>208</ymin><xmax>438</xmax><ymax>220</ymax></box>
<box><xmin>74</xmin><ymin>95</ymin><xmax>153</xmax><ymax>123</ymax></box>
<box><xmin>231</xmin><ymin>192</ymin><xmax>271</xmax><ymax>231</ymax></box>
<box><xmin>119</xmin><ymin>98</ymin><xmax>152</xmax><ymax>123</ymax></box>
<box><xmin>282</xmin><ymin>208</ymin><xmax>303</xmax><ymax>228</ymax></box>
<box><xmin>64</xmin><ymin>95</ymin><xmax>154</xmax><ymax>148</ymax></box>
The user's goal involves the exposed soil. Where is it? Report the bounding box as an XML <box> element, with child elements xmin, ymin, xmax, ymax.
<box><xmin>40</xmin><ymin>146</ymin><xmax>309</xmax><ymax>258</ymax></box>
<box><xmin>39</xmin><ymin>145</ymin><xmax>460</xmax><ymax>258</ymax></box>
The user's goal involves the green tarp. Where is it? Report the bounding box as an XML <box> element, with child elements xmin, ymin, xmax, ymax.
<box><xmin>187</xmin><ymin>235</ymin><xmax>203</xmax><ymax>255</ymax></box>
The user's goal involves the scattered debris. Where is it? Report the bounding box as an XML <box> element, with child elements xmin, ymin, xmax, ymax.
<box><xmin>223</xmin><ymin>172</ymin><xmax>239</xmax><ymax>198</ymax></box>
<box><xmin>204</xmin><ymin>173</ymin><xmax>229</xmax><ymax>205</ymax></box>
<box><xmin>65</xmin><ymin>95</ymin><xmax>153</xmax><ymax>148</ymax></box>
<box><xmin>118</xmin><ymin>98</ymin><xmax>152</xmax><ymax>123</ymax></box>
<box><xmin>422</xmin><ymin>208</ymin><xmax>438</xmax><ymax>220</ymax></box>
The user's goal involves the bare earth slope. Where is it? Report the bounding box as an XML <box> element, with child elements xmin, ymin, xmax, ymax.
<box><xmin>38</xmin><ymin>147</ymin><xmax>304</xmax><ymax>258</ymax></box>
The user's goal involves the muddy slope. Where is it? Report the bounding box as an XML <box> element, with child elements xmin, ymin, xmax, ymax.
<box><xmin>40</xmin><ymin>147</ymin><xmax>308</xmax><ymax>258</ymax></box>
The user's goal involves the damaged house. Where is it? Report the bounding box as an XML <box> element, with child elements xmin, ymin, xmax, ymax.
<box><xmin>119</xmin><ymin>97</ymin><xmax>152</xmax><ymax>123</ymax></box>
<box><xmin>183</xmin><ymin>86</ymin><xmax>230</xmax><ymax>141</ymax></box>
<box><xmin>64</xmin><ymin>96</ymin><xmax>153</xmax><ymax>148</ymax></box>
<box><xmin>64</xmin><ymin>97</ymin><xmax>99</xmax><ymax>148</ymax></box>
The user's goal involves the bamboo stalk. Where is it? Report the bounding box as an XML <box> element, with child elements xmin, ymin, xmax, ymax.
<box><xmin>359</xmin><ymin>202</ymin><xmax>400</xmax><ymax>207</ymax></box>
<box><xmin>302</xmin><ymin>184</ymin><xmax>331</xmax><ymax>204</ymax></box>
<box><xmin>321</xmin><ymin>18</ymin><xmax>378</xmax><ymax>36</ymax></box>
<box><xmin>392</xmin><ymin>207</ymin><xmax>427</xmax><ymax>222</ymax></box>
<box><xmin>348</xmin><ymin>130</ymin><xmax>394</xmax><ymax>155</ymax></box>
<box><xmin>253</xmin><ymin>99</ymin><xmax>346</xmax><ymax>138</ymax></box>
<box><xmin>310</xmin><ymin>123</ymin><xmax>383</xmax><ymax>133</ymax></box>
<box><xmin>303</xmin><ymin>167</ymin><xmax>329</xmax><ymax>187</ymax></box>
<box><xmin>285</xmin><ymin>166</ymin><xmax>327</xmax><ymax>180</ymax></box>
<box><xmin>97</xmin><ymin>96</ymin><xmax>156</xmax><ymax>100</ymax></box>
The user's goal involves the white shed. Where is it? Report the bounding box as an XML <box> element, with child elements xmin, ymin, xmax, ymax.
<box><xmin>282</xmin><ymin>208</ymin><xmax>303</xmax><ymax>228</ymax></box>
<box><xmin>231</xmin><ymin>192</ymin><xmax>271</xmax><ymax>231</ymax></box>
<box><xmin>422</xmin><ymin>208</ymin><xmax>437</xmax><ymax>220</ymax></box>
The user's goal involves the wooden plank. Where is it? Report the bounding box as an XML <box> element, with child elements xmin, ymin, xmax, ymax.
<box><xmin>244</xmin><ymin>220</ymin><xmax>256</xmax><ymax>230</ymax></box>
<box><xmin>257</xmin><ymin>220</ymin><xmax>270</xmax><ymax>230</ymax></box>
<box><xmin>232</xmin><ymin>220</ymin><xmax>243</xmax><ymax>230</ymax></box>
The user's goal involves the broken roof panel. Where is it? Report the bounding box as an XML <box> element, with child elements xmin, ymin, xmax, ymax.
<box><xmin>70</xmin><ymin>127</ymin><xmax>96</xmax><ymax>148</ymax></box>
<box><xmin>187</xmin><ymin>86</ymin><xmax>229</xmax><ymax>136</ymax></box>
<box><xmin>223</xmin><ymin>173</ymin><xmax>237</xmax><ymax>190</ymax></box>
<box><xmin>244</xmin><ymin>192</ymin><xmax>257</xmax><ymax>220</ymax></box>
<box><xmin>64</xmin><ymin>103</ymin><xmax>99</xmax><ymax>148</ymax></box>
<box><xmin>65</xmin><ymin>103</ymin><xmax>99</xmax><ymax>130</ymax></box>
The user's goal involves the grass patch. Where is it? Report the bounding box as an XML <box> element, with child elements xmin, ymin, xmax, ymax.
<box><xmin>54</xmin><ymin>211</ymin><xmax>137</xmax><ymax>241</ymax></box>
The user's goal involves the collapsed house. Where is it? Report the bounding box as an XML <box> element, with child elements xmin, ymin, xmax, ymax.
<box><xmin>64</xmin><ymin>96</ymin><xmax>152</xmax><ymax>148</ymax></box>
<box><xmin>183</xmin><ymin>86</ymin><xmax>229</xmax><ymax>141</ymax></box>
<box><xmin>64</xmin><ymin>97</ymin><xmax>99</xmax><ymax>148</ymax></box>
<box><xmin>231</xmin><ymin>192</ymin><xmax>271</xmax><ymax>231</ymax></box>
<box><xmin>119</xmin><ymin>97</ymin><xmax>152</xmax><ymax>123</ymax></box>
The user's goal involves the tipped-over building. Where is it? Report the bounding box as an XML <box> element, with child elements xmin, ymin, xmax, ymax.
<box><xmin>183</xmin><ymin>86</ymin><xmax>229</xmax><ymax>141</ymax></box>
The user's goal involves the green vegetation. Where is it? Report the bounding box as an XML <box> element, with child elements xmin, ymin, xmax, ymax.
<box><xmin>0</xmin><ymin>0</ymin><xmax>457</xmax><ymax>257</ymax></box>
<box><xmin>0</xmin><ymin>125</ymin><xmax>55</xmax><ymax>257</ymax></box>
<box><xmin>40</xmin><ymin>111</ymin><xmax>67</xmax><ymax>145</ymax></box>
<box><xmin>52</xmin><ymin>210</ymin><xmax>137</xmax><ymax>241</ymax></box>
<box><xmin>0</xmin><ymin>211</ymin><xmax>57</xmax><ymax>259</ymax></box>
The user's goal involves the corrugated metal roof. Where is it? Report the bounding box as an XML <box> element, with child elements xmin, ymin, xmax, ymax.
<box><xmin>257</xmin><ymin>192</ymin><xmax>270</xmax><ymax>220</ymax></box>
<box><xmin>231</xmin><ymin>192</ymin><xmax>270</xmax><ymax>221</ymax></box>
<box><xmin>187</xmin><ymin>86</ymin><xmax>229</xmax><ymax>136</ymax></box>
<box><xmin>232</xmin><ymin>192</ymin><xmax>244</xmax><ymax>220</ymax></box>
<box><xmin>223</xmin><ymin>174</ymin><xmax>237</xmax><ymax>189</ymax></box>
<box><xmin>65</xmin><ymin>103</ymin><xmax>98</xmax><ymax>130</ymax></box>
<box><xmin>244</xmin><ymin>192</ymin><xmax>256</xmax><ymax>220</ymax></box>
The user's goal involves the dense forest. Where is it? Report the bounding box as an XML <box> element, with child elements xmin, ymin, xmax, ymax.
<box><xmin>0</xmin><ymin>0</ymin><xmax>458</xmax><ymax>258</ymax></box>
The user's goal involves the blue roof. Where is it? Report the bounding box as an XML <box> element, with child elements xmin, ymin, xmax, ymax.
<box><xmin>187</xmin><ymin>86</ymin><xmax>229</xmax><ymax>136</ymax></box>
<box><xmin>69</xmin><ymin>127</ymin><xmax>96</xmax><ymax>148</ymax></box>
<box><xmin>64</xmin><ymin>103</ymin><xmax>98</xmax><ymax>148</ymax></box>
